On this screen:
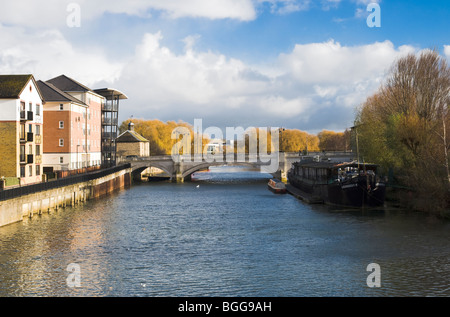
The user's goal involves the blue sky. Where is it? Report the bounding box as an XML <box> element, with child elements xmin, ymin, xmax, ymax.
<box><xmin>1</xmin><ymin>0</ymin><xmax>449</xmax><ymax>133</ymax></box>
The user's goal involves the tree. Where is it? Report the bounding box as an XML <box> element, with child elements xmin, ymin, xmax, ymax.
<box><xmin>355</xmin><ymin>50</ymin><xmax>450</xmax><ymax>215</ymax></box>
<box><xmin>119</xmin><ymin>119</ymin><xmax>209</xmax><ymax>155</ymax></box>
<box><xmin>318</xmin><ymin>130</ymin><xmax>351</xmax><ymax>151</ymax></box>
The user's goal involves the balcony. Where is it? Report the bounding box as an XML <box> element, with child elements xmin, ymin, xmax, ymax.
<box><xmin>102</xmin><ymin>131</ymin><xmax>117</xmax><ymax>139</ymax></box>
<box><xmin>35</xmin><ymin>135</ymin><xmax>42</xmax><ymax>144</ymax></box>
<box><xmin>27</xmin><ymin>155</ymin><xmax>34</xmax><ymax>164</ymax></box>
<box><xmin>20</xmin><ymin>111</ymin><xmax>33</xmax><ymax>121</ymax></box>
<box><xmin>35</xmin><ymin>155</ymin><xmax>42</xmax><ymax>165</ymax></box>
<box><xmin>102</xmin><ymin>104</ymin><xmax>119</xmax><ymax>112</ymax></box>
<box><xmin>102</xmin><ymin>117</ymin><xmax>118</xmax><ymax>125</ymax></box>
<box><xmin>102</xmin><ymin>145</ymin><xmax>116</xmax><ymax>153</ymax></box>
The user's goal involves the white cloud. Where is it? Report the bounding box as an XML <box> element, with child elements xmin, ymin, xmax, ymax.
<box><xmin>444</xmin><ymin>45</ymin><xmax>450</xmax><ymax>61</ymax></box>
<box><xmin>115</xmin><ymin>33</ymin><xmax>416</xmax><ymax>130</ymax></box>
<box><xmin>0</xmin><ymin>0</ymin><xmax>257</xmax><ymax>28</ymax></box>
<box><xmin>0</xmin><ymin>24</ymin><xmax>123</xmax><ymax>86</ymax></box>
<box><xmin>0</xmin><ymin>21</ymin><xmax>419</xmax><ymax>131</ymax></box>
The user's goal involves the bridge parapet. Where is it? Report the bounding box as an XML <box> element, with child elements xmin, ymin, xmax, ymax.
<box><xmin>120</xmin><ymin>151</ymin><xmax>354</xmax><ymax>183</ymax></box>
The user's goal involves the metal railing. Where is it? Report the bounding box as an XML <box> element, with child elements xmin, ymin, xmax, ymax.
<box><xmin>20</xmin><ymin>111</ymin><xmax>33</xmax><ymax>121</ymax></box>
<box><xmin>0</xmin><ymin>163</ymin><xmax>131</xmax><ymax>202</ymax></box>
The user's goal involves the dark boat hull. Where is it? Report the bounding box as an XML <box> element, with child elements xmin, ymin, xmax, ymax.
<box><xmin>327</xmin><ymin>181</ymin><xmax>385</xmax><ymax>207</ymax></box>
<box><xmin>288</xmin><ymin>172</ymin><xmax>385</xmax><ymax>208</ymax></box>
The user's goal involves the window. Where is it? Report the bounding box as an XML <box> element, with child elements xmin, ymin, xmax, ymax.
<box><xmin>36</xmin><ymin>104</ymin><xmax>40</xmax><ymax>116</ymax></box>
<box><xmin>59</xmin><ymin>139</ymin><xmax>64</xmax><ymax>147</ymax></box>
<box><xmin>20</xmin><ymin>145</ymin><xmax>26</xmax><ymax>162</ymax></box>
<box><xmin>59</xmin><ymin>104</ymin><xmax>64</xmax><ymax>110</ymax></box>
<box><xmin>20</xmin><ymin>166</ymin><xmax>25</xmax><ymax>178</ymax></box>
<box><xmin>35</xmin><ymin>125</ymin><xmax>40</xmax><ymax>136</ymax></box>
<box><xmin>29</xmin><ymin>102</ymin><xmax>32</xmax><ymax>111</ymax></box>
<box><xmin>29</xmin><ymin>165</ymin><xmax>33</xmax><ymax>177</ymax></box>
<box><xmin>60</xmin><ymin>157</ymin><xmax>64</xmax><ymax>164</ymax></box>
<box><xmin>28</xmin><ymin>144</ymin><xmax>33</xmax><ymax>155</ymax></box>
<box><xmin>59</xmin><ymin>121</ymin><xmax>64</xmax><ymax>129</ymax></box>
<box><xmin>36</xmin><ymin>145</ymin><xmax>40</xmax><ymax>156</ymax></box>
<box><xmin>36</xmin><ymin>165</ymin><xmax>40</xmax><ymax>176</ymax></box>
<box><xmin>20</xmin><ymin>124</ymin><xmax>26</xmax><ymax>140</ymax></box>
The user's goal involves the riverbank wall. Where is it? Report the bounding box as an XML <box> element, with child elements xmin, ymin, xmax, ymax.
<box><xmin>0</xmin><ymin>164</ymin><xmax>131</xmax><ymax>228</ymax></box>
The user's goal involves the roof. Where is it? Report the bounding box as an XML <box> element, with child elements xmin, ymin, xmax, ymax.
<box><xmin>94</xmin><ymin>88</ymin><xmax>128</xmax><ymax>100</ymax></box>
<box><xmin>0</xmin><ymin>74</ymin><xmax>44</xmax><ymax>100</ymax></box>
<box><xmin>116</xmin><ymin>130</ymin><xmax>149</xmax><ymax>143</ymax></box>
<box><xmin>37</xmin><ymin>80</ymin><xmax>87</xmax><ymax>106</ymax></box>
<box><xmin>293</xmin><ymin>160</ymin><xmax>378</xmax><ymax>169</ymax></box>
<box><xmin>46</xmin><ymin>74</ymin><xmax>94</xmax><ymax>93</ymax></box>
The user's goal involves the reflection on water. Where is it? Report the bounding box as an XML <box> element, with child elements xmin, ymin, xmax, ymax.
<box><xmin>0</xmin><ymin>166</ymin><xmax>449</xmax><ymax>297</ymax></box>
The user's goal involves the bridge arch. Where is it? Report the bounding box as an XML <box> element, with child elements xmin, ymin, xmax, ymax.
<box><xmin>181</xmin><ymin>161</ymin><xmax>275</xmax><ymax>179</ymax></box>
<box><xmin>131</xmin><ymin>162</ymin><xmax>173</xmax><ymax>181</ymax></box>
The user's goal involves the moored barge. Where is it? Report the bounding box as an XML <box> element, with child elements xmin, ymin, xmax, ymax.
<box><xmin>287</xmin><ymin>158</ymin><xmax>386</xmax><ymax>207</ymax></box>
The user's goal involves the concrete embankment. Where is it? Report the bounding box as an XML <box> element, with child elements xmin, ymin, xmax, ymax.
<box><xmin>0</xmin><ymin>165</ymin><xmax>131</xmax><ymax>228</ymax></box>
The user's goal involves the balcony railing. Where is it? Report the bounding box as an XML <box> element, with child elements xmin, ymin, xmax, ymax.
<box><xmin>102</xmin><ymin>117</ymin><xmax>118</xmax><ymax>125</ymax></box>
<box><xmin>35</xmin><ymin>135</ymin><xmax>42</xmax><ymax>144</ymax></box>
<box><xmin>102</xmin><ymin>104</ymin><xmax>119</xmax><ymax>112</ymax></box>
<box><xmin>102</xmin><ymin>131</ymin><xmax>117</xmax><ymax>139</ymax></box>
<box><xmin>102</xmin><ymin>145</ymin><xmax>116</xmax><ymax>153</ymax></box>
<box><xmin>20</xmin><ymin>111</ymin><xmax>33</xmax><ymax>121</ymax></box>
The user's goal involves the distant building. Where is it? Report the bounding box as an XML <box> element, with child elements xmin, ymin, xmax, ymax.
<box><xmin>0</xmin><ymin>74</ymin><xmax>44</xmax><ymax>185</ymax></box>
<box><xmin>116</xmin><ymin>122</ymin><xmax>150</xmax><ymax>158</ymax></box>
<box><xmin>43</xmin><ymin>75</ymin><xmax>103</xmax><ymax>170</ymax></box>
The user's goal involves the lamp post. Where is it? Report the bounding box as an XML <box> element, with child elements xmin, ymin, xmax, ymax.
<box><xmin>279</xmin><ymin>127</ymin><xmax>285</xmax><ymax>152</ymax></box>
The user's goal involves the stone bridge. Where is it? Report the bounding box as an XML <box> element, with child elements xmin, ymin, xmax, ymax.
<box><xmin>120</xmin><ymin>151</ymin><xmax>354</xmax><ymax>183</ymax></box>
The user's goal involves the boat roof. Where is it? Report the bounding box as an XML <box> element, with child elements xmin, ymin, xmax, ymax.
<box><xmin>293</xmin><ymin>160</ymin><xmax>378</xmax><ymax>169</ymax></box>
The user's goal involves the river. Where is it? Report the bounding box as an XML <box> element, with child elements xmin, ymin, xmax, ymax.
<box><xmin>0</xmin><ymin>166</ymin><xmax>449</xmax><ymax>297</ymax></box>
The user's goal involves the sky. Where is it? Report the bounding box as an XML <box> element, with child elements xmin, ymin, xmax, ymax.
<box><xmin>1</xmin><ymin>0</ymin><xmax>449</xmax><ymax>134</ymax></box>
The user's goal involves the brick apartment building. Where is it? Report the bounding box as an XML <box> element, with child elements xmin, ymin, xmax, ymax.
<box><xmin>40</xmin><ymin>75</ymin><xmax>103</xmax><ymax>172</ymax></box>
<box><xmin>1</xmin><ymin>73</ymin><xmax>128</xmax><ymax>185</ymax></box>
<box><xmin>0</xmin><ymin>75</ymin><xmax>45</xmax><ymax>185</ymax></box>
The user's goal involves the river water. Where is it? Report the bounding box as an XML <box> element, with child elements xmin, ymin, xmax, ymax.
<box><xmin>0</xmin><ymin>166</ymin><xmax>449</xmax><ymax>297</ymax></box>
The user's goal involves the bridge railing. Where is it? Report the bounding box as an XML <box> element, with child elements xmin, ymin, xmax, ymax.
<box><xmin>118</xmin><ymin>151</ymin><xmax>354</xmax><ymax>164</ymax></box>
<box><xmin>0</xmin><ymin>164</ymin><xmax>131</xmax><ymax>202</ymax></box>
